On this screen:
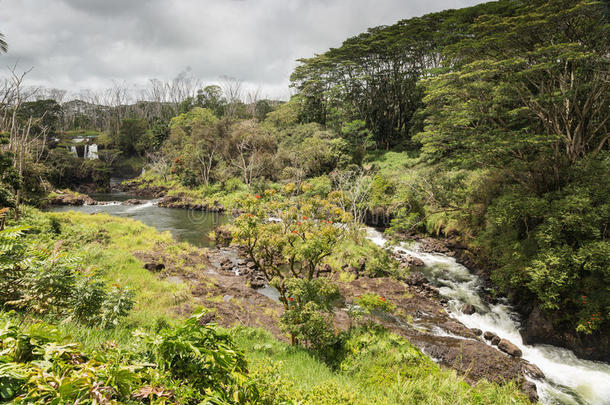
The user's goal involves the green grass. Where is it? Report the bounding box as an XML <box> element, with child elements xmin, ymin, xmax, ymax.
<box><xmin>19</xmin><ymin>208</ymin><xmax>191</xmax><ymax>335</ymax></box>
<box><xmin>234</xmin><ymin>327</ymin><xmax>533</xmax><ymax>405</ymax></box>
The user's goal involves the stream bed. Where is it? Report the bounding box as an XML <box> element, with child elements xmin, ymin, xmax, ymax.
<box><xmin>366</xmin><ymin>228</ymin><xmax>610</xmax><ymax>405</ymax></box>
<box><xmin>50</xmin><ymin>198</ymin><xmax>610</xmax><ymax>405</ymax></box>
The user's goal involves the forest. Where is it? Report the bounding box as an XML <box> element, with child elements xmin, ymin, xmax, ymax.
<box><xmin>0</xmin><ymin>0</ymin><xmax>609</xmax><ymax>404</ymax></box>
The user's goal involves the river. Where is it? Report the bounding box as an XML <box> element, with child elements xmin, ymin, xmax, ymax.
<box><xmin>50</xmin><ymin>197</ymin><xmax>610</xmax><ymax>405</ymax></box>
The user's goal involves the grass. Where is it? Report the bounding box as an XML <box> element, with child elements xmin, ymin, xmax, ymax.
<box><xmin>19</xmin><ymin>207</ymin><xmax>191</xmax><ymax>336</ymax></box>
<box><xmin>234</xmin><ymin>327</ymin><xmax>533</xmax><ymax>405</ymax></box>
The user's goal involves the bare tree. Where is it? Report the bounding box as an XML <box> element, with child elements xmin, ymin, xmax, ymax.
<box><xmin>221</xmin><ymin>75</ymin><xmax>243</xmax><ymax>118</ymax></box>
<box><xmin>330</xmin><ymin>169</ymin><xmax>372</xmax><ymax>224</ymax></box>
<box><xmin>227</xmin><ymin>120</ymin><xmax>275</xmax><ymax>185</ymax></box>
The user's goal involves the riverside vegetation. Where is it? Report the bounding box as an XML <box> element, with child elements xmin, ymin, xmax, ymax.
<box><xmin>1</xmin><ymin>0</ymin><xmax>609</xmax><ymax>403</ymax></box>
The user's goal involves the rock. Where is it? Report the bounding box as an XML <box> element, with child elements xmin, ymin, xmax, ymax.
<box><xmin>522</xmin><ymin>363</ymin><xmax>545</xmax><ymax>379</ymax></box>
<box><xmin>403</xmin><ymin>254</ymin><xmax>425</xmax><ymax>268</ymax></box>
<box><xmin>346</xmin><ymin>265</ymin><xmax>360</xmax><ymax>278</ymax></box>
<box><xmin>461</xmin><ymin>303</ymin><xmax>476</xmax><ymax>315</ymax></box>
<box><xmin>48</xmin><ymin>190</ymin><xmax>96</xmax><ymax>206</ymax></box>
<box><xmin>471</xmin><ymin>328</ymin><xmax>483</xmax><ymax>336</ymax></box>
<box><xmin>214</xmin><ymin>226</ymin><xmax>233</xmax><ymax>247</ymax></box>
<box><xmin>483</xmin><ymin>331</ymin><xmax>497</xmax><ymax>341</ymax></box>
<box><xmin>491</xmin><ymin>336</ymin><xmax>501</xmax><ymax>346</ymax></box>
<box><xmin>315</xmin><ymin>263</ymin><xmax>332</xmax><ymax>277</ymax></box>
<box><xmin>418</xmin><ymin>238</ymin><xmax>451</xmax><ymax>254</ymax></box>
<box><xmin>144</xmin><ymin>262</ymin><xmax>165</xmax><ymax>272</ymax></box>
<box><xmin>122</xmin><ymin>199</ymin><xmax>144</xmax><ymax>205</ymax></box>
<box><xmin>498</xmin><ymin>339</ymin><xmax>522</xmax><ymax>357</ymax></box>
<box><xmin>197</xmin><ymin>312</ymin><xmax>216</xmax><ymax>326</ymax></box>
<box><xmin>246</xmin><ymin>261</ymin><xmax>257</xmax><ymax>269</ymax></box>
<box><xmin>249</xmin><ymin>278</ymin><xmax>265</xmax><ymax>289</ymax></box>
<box><xmin>522</xmin><ymin>380</ymin><xmax>538</xmax><ymax>403</ymax></box>
<box><xmin>405</xmin><ymin>272</ymin><xmax>429</xmax><ymax>286</ymax></box>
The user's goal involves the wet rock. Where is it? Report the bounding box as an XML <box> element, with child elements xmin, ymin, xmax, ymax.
<box><xmin>483</xmin><ymin>331</ymin><xmax>498</xmax><ymax>341</ymax></box>
<box><xmin>405</xmin><ymin>272</ymin><xmax>429</xmax><ymax>286</ymax></box>
<box><xmin>491</xmin><ymin>336</ymin><xmax>501</xmax><ymax>346</ymax></box>
<box><xmin>498</xmin><ymin>338</ymin><xmax>522</xmax><ymax>357</ymax></box>
<box><xmin>402</xmin><ymin>254</ymin><xmax>425</xmax><ymax>268</ymax></box>
<box><xmin>522</xmin><ymin>380</ymin><xmax>538</xmax><ymax>403</ymax></box>
<box><xmin>461</xmin><ymin>303</ymin><xmax>476</xmax><ymax>315</ymax></box>
<box><xmin>471</xmin><ymin>328</ymin><xmax>483</xmax><ymax>336</ymax></box>
<box><xmin>418</xmin><ymin>238</ymin><xmax>451</xmax><ymax>254</ymax></box>
<box><xmin>122</xmin><ymin>199</ymin><xmax>144</xmax><ymax>205</ymax></box>
<box><xmin>144</xmin><ymin>262</ymin><xmax>165</xmax><ymax>272</ymax></box>
<box><xmin>48</xmin><ymin>190</ymin><xmax>97</xmax><ymax>206</ymax></box>
<box><xmin>522</xmin><ymin>362</ymin><xmax>545</xmax><ymax>379</ymax></box>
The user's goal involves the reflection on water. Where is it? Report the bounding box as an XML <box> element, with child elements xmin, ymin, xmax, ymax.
<box><xmin>50</xmin><ymin>194</ymin><xmax>227</xmax><ymax>248</ymax></box>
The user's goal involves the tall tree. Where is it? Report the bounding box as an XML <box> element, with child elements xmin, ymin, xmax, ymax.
<box><xmin>0</xmin><ymin>33</ymin><xmax>7</xmax><ymax>54</ymax></box>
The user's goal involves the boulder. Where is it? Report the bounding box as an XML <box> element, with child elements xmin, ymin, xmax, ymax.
<box><xmin>315</xmin><ymin>263</ymin><xmax>332</xmax><ymax>277</ymax></box>
<box><xmin>471</xmin><ymin>328</ymin><xmax>483</xmax><ymax>336</ymax></box>
<box><xmin>403</xmin><ymin>254</ymin><xmax>425</xmax><ymax>268</ymax></box>
<box><xmin>461</xmin><ymin>303</ymin><xmax>476</xmax><ymax>315</ymax></box>
<box><xmin>214</xmin><ymin>226</ymin><xmax>233</xmax><ymax>247</ymax></box>
<box><xmin>483</xmin><ymin>331</ymin><xmax>497</xmax><ymax>341</ymax></box>
<box><xmin>491</xmin><ymin>336</ymin><xmax>501</xmax><ymax>346</ymax></box>
<box><xmin>249</xmin><ymin>277</ymin><xmax>266</xmax><ymax>289</ymax></box>
<box><xmin>522</xmin><ymin>380</ymin><xmax>538</xmax><ymax>403</ymax></box>
<box><xmin>144</xmin><ymin>262</ymin><xmax>165</xmax><ymax>272</ymax></box>
<box><xmin>522</xmin><ymin>363</ymin><xmax>545</xmax><ymax>379</ymax></box>
<box><xmin>405</xmin><ymin>272</ymin><xmax>429</xmax><ymax>286</ymax></box>
<box><xmin>498</xmin><ymin>339</ymin><xmax>522</xmax><ymax>357</ymax></box>
<box><xmin>122</xmin><ymin>199</ymin><xmax>144</xmax><ymax>205</ymax></box>
<box><xmin>197</xmin><ymin>312</ymin><xmax>216</xmax><ymax>326</ymax></box>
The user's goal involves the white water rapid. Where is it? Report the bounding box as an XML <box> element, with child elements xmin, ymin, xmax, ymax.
<box><xmin>366</xmin><ymin>228</ymin><xmax>610</xmax><ymax>405</ymax></box>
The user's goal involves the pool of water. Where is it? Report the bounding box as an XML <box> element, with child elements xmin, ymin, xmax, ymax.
<box><xmin>50</xmin><ymin>194</ymin><xmax>227</xmax><ymax>248</ymax></box>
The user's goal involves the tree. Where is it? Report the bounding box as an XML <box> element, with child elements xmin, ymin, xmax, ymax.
<box><xmin>165</xmin><ymin>107</ymin><xmax>221</xmax><ymax>185</ymax></box>
<box><xmin>233</xmin><ymin>194</ymin><xmax>349</xmax><ymax>301</ymax></box>
<box><xmin>226</xmin><ymin>120</ymin><xmax>276</xmax><ymax>185</ymax></box>
<box><xmin>197</xmin><ymin>85</ymin><xmax>226</xmax><ymax>117</ymax></box>
<box><xmin>416</xmin><ymin>0</ymin><xmax>610</xmax><ymax>189</ymax></box>
<box><xmin>117</xmin><ymin>118</ymin><xmax>147</xmax><ymax>156</ymax></box>
<box><xmin>0</xmin><ymin>33</ymin><xmax>7</xmax><ymax>54</ymax></box>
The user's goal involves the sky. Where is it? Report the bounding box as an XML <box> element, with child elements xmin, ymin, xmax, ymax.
<box><xmin>0</xmin><ymin>0</ymin><xmax>487</xmax><ymax>101</ymax></box>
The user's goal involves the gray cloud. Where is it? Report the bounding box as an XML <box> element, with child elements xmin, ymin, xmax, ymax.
<box><xmin>0</xmin><ymin>0</ymin><xmax>487</xmax><ymax>99</ymax></box>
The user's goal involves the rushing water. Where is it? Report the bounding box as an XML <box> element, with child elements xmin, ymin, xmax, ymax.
<box><xmin>49</xmin><ymin>198</ymin><xmax>610</xmax><ymax>405</ymax></box>
<box><xmin>366</xmin><ymin>228</ymin><xmax>610</xmax><ymax>405</ymax></box>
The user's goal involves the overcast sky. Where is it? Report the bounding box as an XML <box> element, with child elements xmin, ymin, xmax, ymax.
<box><xmin>0</xmin><ymin>0</ymin><xmax>486</xmax><ymax>100</ymax></box>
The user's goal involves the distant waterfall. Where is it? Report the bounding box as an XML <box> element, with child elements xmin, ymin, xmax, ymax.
<box><xmin>68</xmin><ymin>140</ymin><xmax>98</xmax><ymax>160</ymax></box>
<box><xmin>87</xmin><ymin>144</ymin><xmax>98</xmax><ymax>159</ymax></box>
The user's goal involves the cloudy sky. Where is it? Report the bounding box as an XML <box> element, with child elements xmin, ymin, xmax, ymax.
<box><xmin>0</xmin><ymin>0</ymin><xmax>486</xmax><ymax>100</ymax></box>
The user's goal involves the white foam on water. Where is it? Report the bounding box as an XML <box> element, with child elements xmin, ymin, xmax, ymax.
<box><xmin>126</xmin><ymin>200</ymin><xmax>157</xmax><ymax>211</ymax></box>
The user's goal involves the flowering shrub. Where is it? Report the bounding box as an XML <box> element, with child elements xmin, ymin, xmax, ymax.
<box><xmin>353</xmin><ymin>293</ymin><xmax>395</xmax><ymax>316</ymax></box>
<box><xmin>232</xmin><ymin>195</ymin><xmax>349</xmax><ymax>297</ymax></box>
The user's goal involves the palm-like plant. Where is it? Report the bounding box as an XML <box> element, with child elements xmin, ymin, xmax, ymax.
<box><xmin>0</xmin><ymin>33</ymin><xmax>7</xmax><ymax>54</ymax></box>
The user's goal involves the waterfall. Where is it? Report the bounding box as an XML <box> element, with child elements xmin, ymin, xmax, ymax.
<box><xmin>366</xmin><ymin>228</ymin><xmax>610</xmax><ymax>405</ymax></box>
<box><xmin>85</xmin><ymin>144</ymin><xmax>98</xmax><ymax>159</ymax></box>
